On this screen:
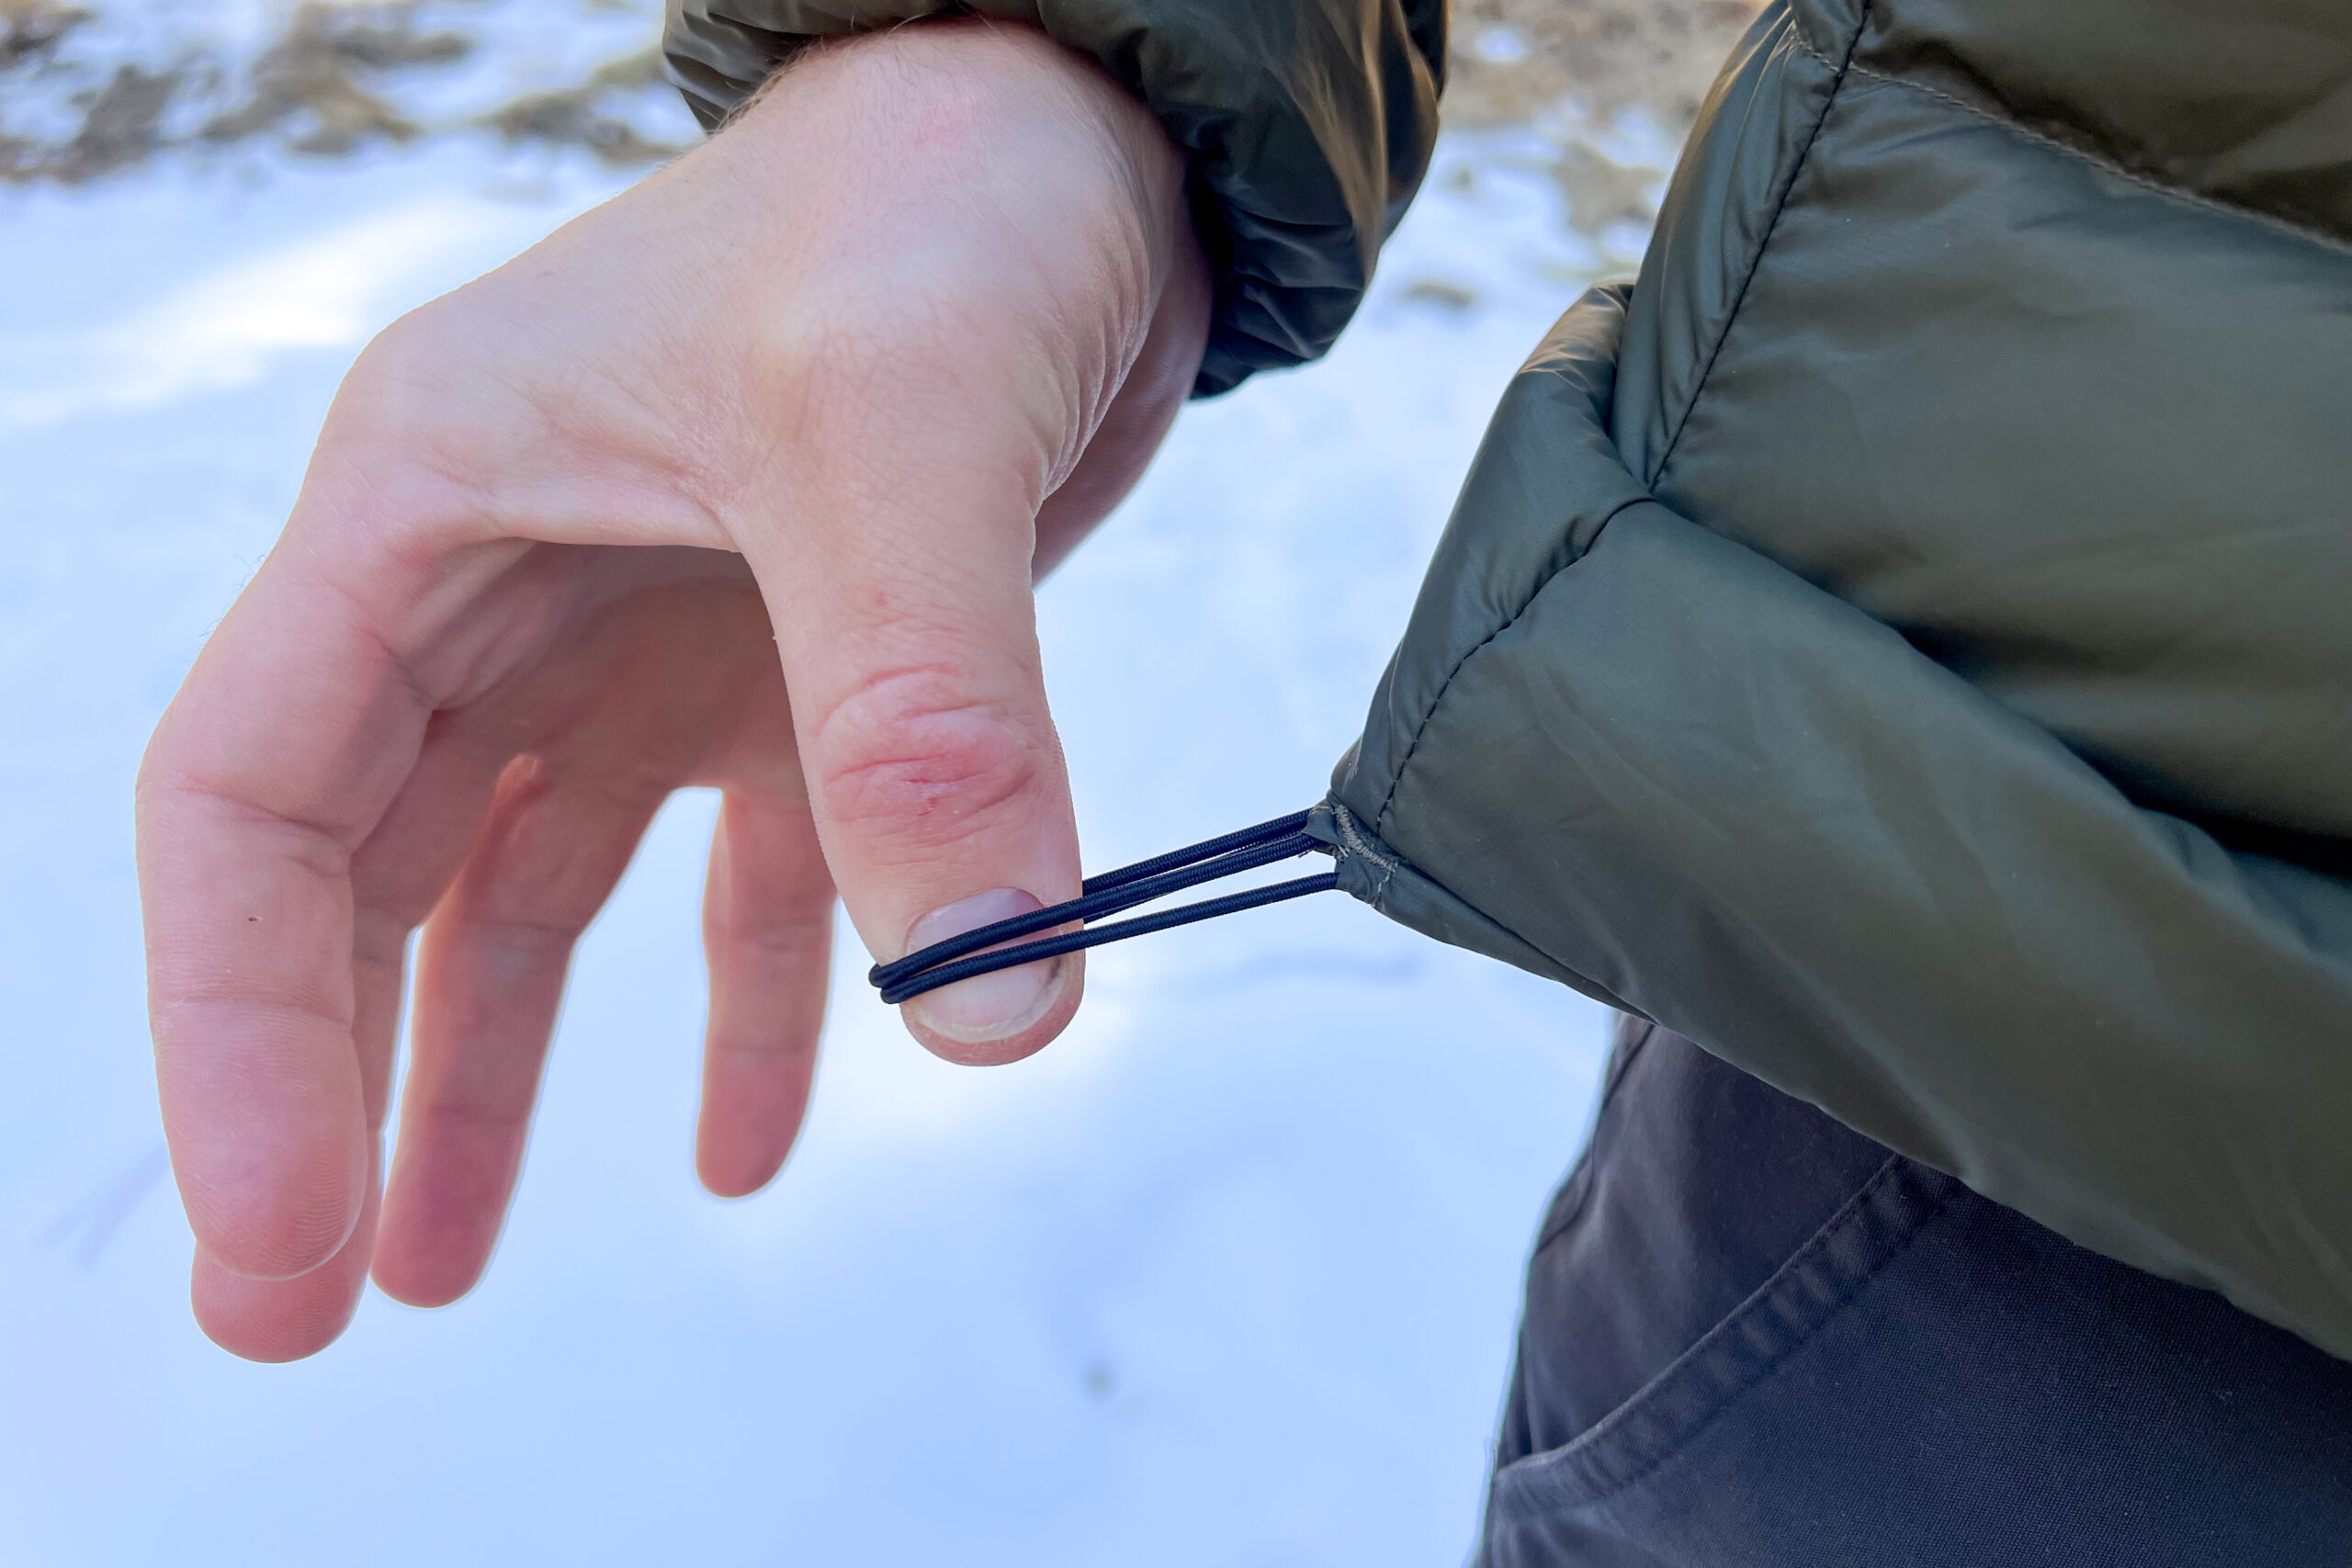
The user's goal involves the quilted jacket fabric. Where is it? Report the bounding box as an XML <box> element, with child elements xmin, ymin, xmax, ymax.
<box><xmin>1328</xmin><ymin>0</ymin><xmax>2352</xmax><ymax>1358</ymax></box>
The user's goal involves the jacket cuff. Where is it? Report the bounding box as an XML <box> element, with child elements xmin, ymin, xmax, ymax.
<box><xmin>662</xmin><ymin>0</ymin><xmax>1444</xmax><ymax>396</ymax></box>
<box><xmin>1334</xmin><ymin>287</ymin><xmax>2352</xmax><ymax>1361</ymax></box>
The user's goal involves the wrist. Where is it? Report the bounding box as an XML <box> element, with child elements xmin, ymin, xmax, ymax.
<box><xmin>716</xmin><ymin>20</ymin><xmax>1194</xmax><ymax>323</ymax></box>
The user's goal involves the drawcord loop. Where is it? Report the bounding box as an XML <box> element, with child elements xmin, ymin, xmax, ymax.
<box><xmin>869</xmin><ymin>807</ymin><xmax>1338</xmax><ymax>1006</ymax></box>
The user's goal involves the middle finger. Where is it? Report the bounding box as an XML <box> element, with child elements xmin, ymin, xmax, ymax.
<box><xmin>370</xmin><ymin>757</ymin><xmax>663</xmax><ymax>1307</ymax></box>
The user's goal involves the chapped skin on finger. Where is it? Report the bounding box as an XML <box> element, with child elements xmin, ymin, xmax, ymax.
<box><xmin>804</xmin><ymin>663</ymin><xmax>1055</xmax><ymax>862</ymax></box>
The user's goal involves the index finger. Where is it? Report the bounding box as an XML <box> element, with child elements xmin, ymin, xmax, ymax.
<box><xmin>137</xmin><ymin>513</ymin><xmax>451</xmax><ymax>1281</ymax></box>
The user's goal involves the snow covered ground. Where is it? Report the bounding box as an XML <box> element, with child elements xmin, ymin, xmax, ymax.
<box><xmin>0</xmin><ymin>65</ymin><xmax>1645</xmax><ymax>1566</ymax></box>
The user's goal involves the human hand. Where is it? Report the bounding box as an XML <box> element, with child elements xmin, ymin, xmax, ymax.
<box><xmin>134</xmin><ymin>19</ymin><xmax>1209</xmax><ymax>1360</ymax></box>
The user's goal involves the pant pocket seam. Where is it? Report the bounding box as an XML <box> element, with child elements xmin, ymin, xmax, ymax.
<box><xmin>1492</xmin><ymin>1156</ymin><xmax>1957</xmax><ymax>1517</ymax></box>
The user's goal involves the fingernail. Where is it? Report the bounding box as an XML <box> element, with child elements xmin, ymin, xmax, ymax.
<box><xmin>899</xmin><ymin>888</ymin><xmax>1065</xmax><ymax>1043</ymax></box>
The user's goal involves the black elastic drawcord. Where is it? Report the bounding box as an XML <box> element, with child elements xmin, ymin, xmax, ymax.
<box><xmin>868</xmin><ymin>812</ymin><xmax>1317</xmax><ymax>993</ymax></box>
<box><xmin>1077</xmin><ymin>808</ymin><xmax>1313</xmax><ymax>896</ymax></box>
<box><xmin>870</xmin><ymin>808</ymin><xmax>1337</xmax><ymax>1006</ymax></box>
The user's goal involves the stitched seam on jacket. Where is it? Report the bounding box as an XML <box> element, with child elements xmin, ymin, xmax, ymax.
<box><xmin>1369</xmin><ymin>491</ymin><xmax>1652</xmax><ymax>837</ymax></box>
<box><xmin>1791</xmin><ymin>36</ymin><xmax>2352</xmax><ymax>264</ymax></box>
<box><xmin>1647</xmin><ymin>2</ymin><xmax>1867</xmax><ymax>488</ymax></box>
<box><xmin>1369</xmin><ymin>10</ymin><xmax>1870</xmax><ymax>837</ymax></box>
<box><xmin>1328</xmin><ymin>798</ymin><xmax>1399</xmax><ymax>901</ymax></box>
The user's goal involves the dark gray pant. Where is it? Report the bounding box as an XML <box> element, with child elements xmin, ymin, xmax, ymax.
<box><xmin>1476</xmin><ymin>1018</ymin><xmax>2352</xmax><ymax>1567</ymax></box>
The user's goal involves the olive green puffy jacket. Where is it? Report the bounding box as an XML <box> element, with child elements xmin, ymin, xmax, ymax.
<box><xmin>667</xmin><ymin>0</ymin><xmax>2352</xmax><ymax>1359</ymax></box>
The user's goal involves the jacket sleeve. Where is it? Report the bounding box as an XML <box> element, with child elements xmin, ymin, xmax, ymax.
<box><xmin>662</xmin><ymin>0</ymin><xmax>1445</xmax><ymax>397</ymax></box>
<box><xmin>1329</xmin><ymin>285</ymin><xmax>2352</xmax><ymax>1361</ymax></box>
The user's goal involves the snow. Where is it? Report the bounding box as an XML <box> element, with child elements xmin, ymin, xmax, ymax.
<box><xmin>0</xmin><ymin>115</ymin><xmax>1619</xmax><ymax>1564</ymax></box>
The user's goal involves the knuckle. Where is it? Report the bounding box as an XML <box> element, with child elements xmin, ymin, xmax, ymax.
<box><xmin>335</xmin><ymin>309</ymin><xmax>456</xmax><ymax>447</ymax></box>
<box><xmin>458</xmin><ymin>913</ymin><xmax>586</xmax><ymax>970</ymax></box>
<box><xmin>415</xmin><ymin>1096</ymin><xmax>531</xmax><ymax>1145</ymax></box>
<box><xmin>738</xmin><ymin>914</ymin><xmax>832</xmax><ymax>959</ymax></box>
<box><xmin>808</xmin><ymin>666</ymin><xmax>1044</xmax><ymax>855</ymax></box>
<box><xmin>707</xmin><ymin>1028</ymin><xmax>818</xmax><ymax>1068</ymax></box>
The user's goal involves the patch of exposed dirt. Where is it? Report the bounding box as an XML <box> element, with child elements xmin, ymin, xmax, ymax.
<box><xmin>1446</xmin><ymin>0</ymin><xmax>1764</xmax><ymax>131</ymax></box>
<box><xmin>0</xmin><ymin>0</ymin><xmax>690</xmax><ymax>184</ymax></box>
<box><xmin>483</xmin><ymin>46</ymin><xmax>678</xmax><ymax>165</ymax></box>
<box><xmin>42</xmin><ymin>59</ymin><xmax>179</xmax><ymax>180</ymax></box>
<box><xmin>2</xmin><ymin>0</ymin><xmax>1764</xmax><ymax>197</ymax></box>
<box><xmin>1444</xmin><ymin>0</ymin><xmax>1765</xmax><ymax>234</ymax></box>
<box><xmin>1</xmin><ymin>0</ymin><xmax>91</xmax><ymax>67</ymax></box>
<box><xmin>196</xmin><ymin>3</ymin><xmax>469</xmax><ymax>155</ymax></box>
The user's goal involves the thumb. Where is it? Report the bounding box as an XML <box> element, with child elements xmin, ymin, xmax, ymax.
<box><xmin>743</xmin><ymin>440</ymin><xmax>1084</xmax><ymax>1065</ymax></box>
